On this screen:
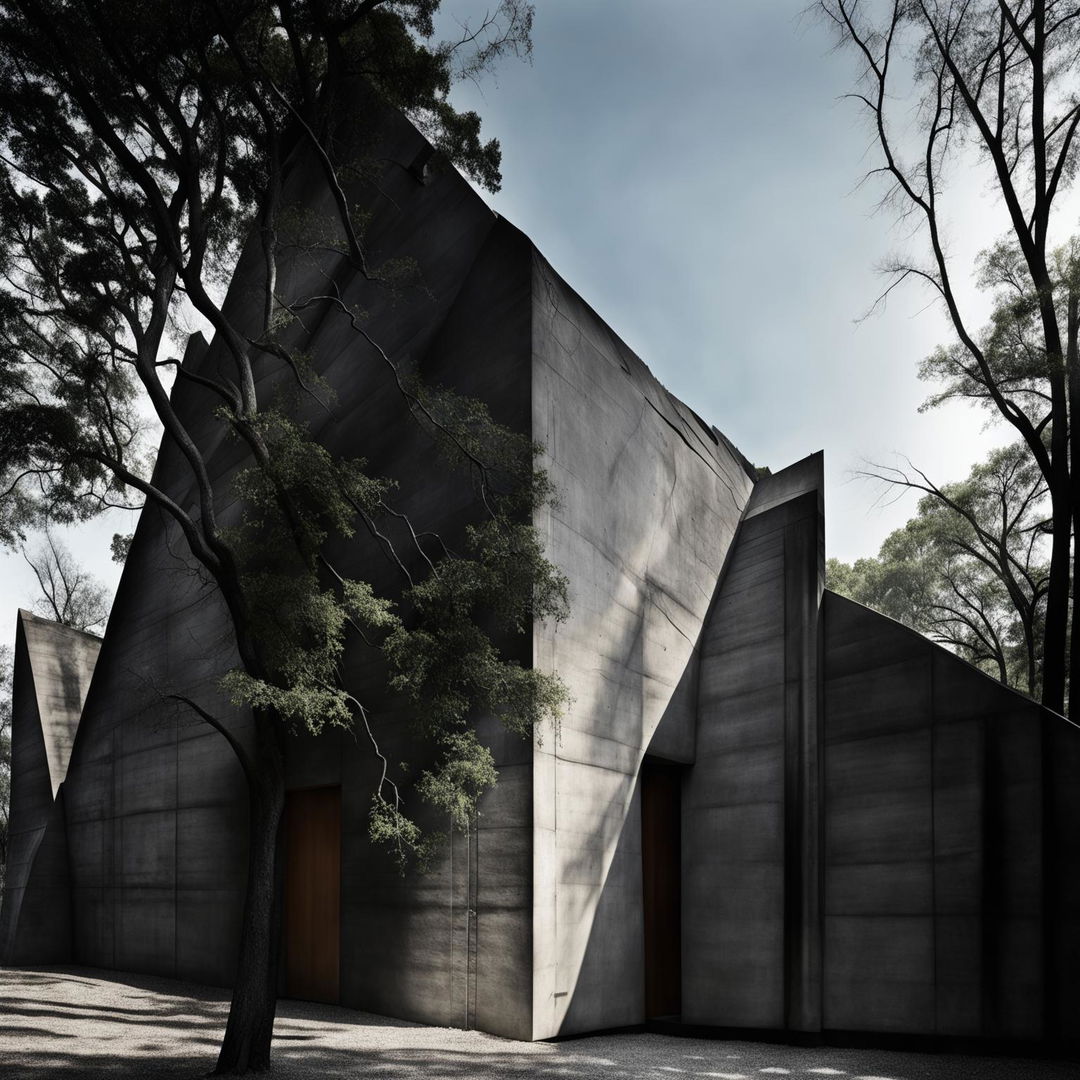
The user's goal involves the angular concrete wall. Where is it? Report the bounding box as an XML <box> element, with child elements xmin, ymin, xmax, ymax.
<box><xmin>57</xmin><ymin>103</ymin><xmax>541</xmax><ymax>1038</ymax></box>
<box><xmin>0</xmin><ymin>611</ymin><xmax>100</xmax><ymax>963</ymax></box>
<box><xmin>530</xmin><ymin>252</ymin><xmax>755</xmax><ymax>1038</ymax></box>
<box><xmin>54</xmin><ymin>146</ymin><xmax>756</xmax><ymax>1036</ymax></box>
<box><xmin>1046</xmin><ymin>688</ymin><xmax>1080</xmax><ymax>1046</ymax></box>
<box><xmin>49</xmin><ymin>94</ymin><xmax>757</xmax><ymax>1039</ymax></box>
<box><xmin>325</xmin><ymin>215</ymin><xmax>538</xmax><ymax>1040</ymax></box>
<box><xmin>682</xmin><ymin>454</ymin><xmax>824</xmax><ymax>1031</ymax></box>
<box><xmin>11</xmin><ymin>95</ymin><xmax>1072</xmax><ymax>1051</ymax></box>
<box><xmin>822</xmin><ymin>591</ymin><xmax>1080</xmax><ymax>1043</ymax></box>
<box><xmin>681</xmin><ymin>464</ymin><xmax>1079</xmax><ymax>1049</ymax></box>
<box><xmin>211</xmin><ymin>105</ymin><xmax>537</xmax><ymax>1036</ymax></box>
<box><xmin>61</xmin><ymin>333</ymin><xmax>252</xmax><ymax>984</ymax></box>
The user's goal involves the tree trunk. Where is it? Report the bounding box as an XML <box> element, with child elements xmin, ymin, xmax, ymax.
<box><xmin>1042</xmin><ymin>478</ymin><xmax>1070</xmax><ymax>715</ymax></box>
<box><xmin>1028</xmin><ymin>245</ymin><xmax>1068</xmax><ymax>716</ymax></box>
<box><xmin>214</xmin><ymin>716</ymin><xmax>286</xmax><ymax>1075</ymax></box>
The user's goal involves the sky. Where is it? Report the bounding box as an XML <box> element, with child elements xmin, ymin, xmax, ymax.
<box><xmin>1</xmin><ymin>0</ymin><xmax>1074</xmax><ymax>654</ymax></box>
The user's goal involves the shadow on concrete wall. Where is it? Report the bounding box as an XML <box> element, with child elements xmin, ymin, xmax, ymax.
<box><xmin>558</xmin><ymin>620</ymin><xmax>700</xmax><ymax>1034</ymax></box>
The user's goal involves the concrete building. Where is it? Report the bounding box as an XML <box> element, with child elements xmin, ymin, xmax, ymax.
<box><xmin>2</xmin><ymin>104</ymin><xmax>1078</xmax><ymax>1049</ymax></box>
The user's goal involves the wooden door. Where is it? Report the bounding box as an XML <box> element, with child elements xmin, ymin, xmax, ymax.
<box><xmin>641</xmin><ymin>759</ymin><xmax>681</xmax><ymax>1018</ymax></box>
<box><xmin>285</xmin><ymin>786</ymin><xmax>341</xmax><ymax>1003</ymax></box>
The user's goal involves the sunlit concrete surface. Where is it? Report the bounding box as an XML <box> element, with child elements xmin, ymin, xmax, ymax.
<box><xmin>0</xmin><ymin>968</ymin><xmax>1075</xmax><ymax>1080</ymax></box>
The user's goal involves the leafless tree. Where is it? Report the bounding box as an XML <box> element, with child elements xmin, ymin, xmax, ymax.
<box><xmin>820</xmin><ymin>0</ymin><xmax>1080</xmax><ymax>718</ymax></box>
<box><xmin>22</xmin><ymin>532</ymin><xmax>110</xmax><ymax>635</ymax></box>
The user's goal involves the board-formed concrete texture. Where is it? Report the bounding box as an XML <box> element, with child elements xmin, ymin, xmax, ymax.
<box><xmin>2</xmin><ymin>97</ymin><xmax>1078</xmax><ymax>1051</ymax></box>
<box><xmin>529</xmin><ymin>250</ymin><xmax>755</xmax><ymax>1038</ymax></box>
<box><xmin>822</xmin><ymin>591</ymin><xmax>1080</xmax><ymax>1041</ymax></box>
<box><xmin>0</xmin><ymin>611</ymin><xmax>101</xmax><ymax>963</ymax></box>
<box><xmin>683</xmin><ymin>454</ymin><xmax>824</xmax><ymax>1033</ymax></box>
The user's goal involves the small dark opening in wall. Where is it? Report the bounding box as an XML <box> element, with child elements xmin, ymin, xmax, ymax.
<box><xmin>641</xmin><ymin>757</ymin><xmax>683</xmax><ymax>1019</ymax></box>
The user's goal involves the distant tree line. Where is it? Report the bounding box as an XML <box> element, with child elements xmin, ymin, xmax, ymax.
<box><xmin>829</xmin><ymin>442</ymin><xmax>1049</xmax><ymax>698</ymax></box>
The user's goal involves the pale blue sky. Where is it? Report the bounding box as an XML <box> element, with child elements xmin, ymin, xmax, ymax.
<box><xmin>3</xmin><ymin>1</ymin><xmax>1070</xmax><ymax>650</ymax></box>
<box><xmin>434</xmin><ymin>0</ymin><xmax>1032</xmax><ymax>558</ymax></box>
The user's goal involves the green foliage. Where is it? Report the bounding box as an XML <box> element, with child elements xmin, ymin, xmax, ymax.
<box><xmin>919</xmin><ymin>238</ymin><xmax>1080</xmax><ymax>420</ymax></box>
<box><xmin>408</xmin><ymin>378</ymin><xmax>558</xmax><ymax>511</ymax></box>
<box><xmin>368</xmin><ymin>791</ymin><xmax>441</xmax><ymax>871</ymax></box>
<box><xmin>221</xmin><ymin>574</ymin><xmax>354</xmax><ymax>733</ymax></box>
<box><xmin>822</xmin><ymin>0</ymin><xmax>1080</xmax><ymax>717</ymax></box>
<box><xmin>0</xmin><ymin>0</ymin><xmax>553</xmax><ymax>875</ymax></box>
<box><xmin>110</xmin><ymin>534</ymin><xmax>133</xmax><ymax>564</ymax></box>
<box><xmin>221</xmin><ymin>398</ymin><xmax>567</xmax><ymax>866</ymax></box>
<box><xmin>383</xmin><ymin>514</ymin><xmax>569</xmax><ymax>737</ymax></box>
<box><xmin>228</xmin><ymin>410</ymin><xmax>388</xmax><ymax>555</ymax></box>
<box><xmin>0</xmin><ymin>0</ymin><xmax>532</xmax><ymax>549</ymax></box>
<box><xmin>416</xmin><ymin>729</ymin><xmax>497</xmax><ymax>830</ymax></box>
<box><xmin>342</xmin><ymin>579</ymin><xmax>399</xmax><ymax>631</ymax></box>
<box><xmin>0</xmin><ymin>0</ymin><xmax>546</xmax><ymax>1068</ymax></box>
<box><xmin>348</xmin><ymin>2</ymin><xmax>534</xmax><ymax>193</ymax></box>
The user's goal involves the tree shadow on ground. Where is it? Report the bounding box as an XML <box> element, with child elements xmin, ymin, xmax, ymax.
<box><xmin>6</xmin><ymin>1041</ymin><xmax>1077</xmax><ymax>1080</ymax></box>
<box><xmin>2</xmin><ymin>968</ymin><xmax>1076</xmax><ymax>1080</ymax></box>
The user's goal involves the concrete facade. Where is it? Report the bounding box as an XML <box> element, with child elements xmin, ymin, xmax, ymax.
<box><xmin>682</xmin><ymin>454</ymin><xmax>824</xmax><ymax>1033</ymax></box>
<box><xmin>822</xmin><ymin>590</ymin><xmax>1080</xmax><ymax>1041</ymax></box>
<box><xmin>2</xmin><ymin>103</ymin><xmax>1078</xmax><ymax>1049</ymax></box>
<box><xmin>0</xmin><ymin>611</ymin><xmax>100</xmax><ymax>963</ymax></box>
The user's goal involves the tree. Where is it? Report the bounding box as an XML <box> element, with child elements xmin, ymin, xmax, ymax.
<box><xmin>22</xmin><ymin>530</ymin><xmax>110</xmax><ymax>633</ymax></box>
<box><xmin>820</xmin><ymin>0</ymin><xmax>1080</xmax><ymax>718</ymax></box>
<box><xmin>829</xmin><ymin>442</ymin><xmax>1050</xmax><ymax>695</ymax></box>
<box><xmin>0</xmin><ymin>1</ymin><xmax>563</xmax><ymax>1073</ymax></box>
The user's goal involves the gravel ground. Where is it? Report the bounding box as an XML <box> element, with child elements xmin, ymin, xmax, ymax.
<box><xmin>0</xmin><ymin>966</ymin><xmax>1076</xmax><ymax>1079</ymax></box>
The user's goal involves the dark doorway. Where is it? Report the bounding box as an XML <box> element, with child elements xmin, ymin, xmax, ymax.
<box><xmin>285</xmin><ymin>786</ymin><xmax>341</xmax><ymax>1003</ymax></box>
<box><xmin>641</xmin><ymin>758</ymin><xmax>682</xmax><ymax>1018</ymax></box>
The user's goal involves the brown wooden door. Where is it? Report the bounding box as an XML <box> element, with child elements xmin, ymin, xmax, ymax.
<box><xmin>285</xmin><ymin>786</ymin><xmax>341</xmax><ymax>1003</ymax></box>
<box><xmin>641</xmin><ymin>758</ymin><xmax>681</xmax><ymax>1018</ymax></box>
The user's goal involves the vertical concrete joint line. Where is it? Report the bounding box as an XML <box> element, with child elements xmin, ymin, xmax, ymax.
<box><xmin>816</xmin><ymin>578</ymin><xmax>827</xmax><ymax>1032</ymax></box>
<box><xmin>113</xmin><ymin>726</ymin><xmax>120</xmax><ymax>970</ymax></box>
<box><xmin>464</xmin><ymin>818</ymin><xmax>471</xmax><ymax>1029</ymax></box>
<box><xmin>553</xmin><ymin>685</ymin><xmax>559</xmax><ymax>1022</ymax></box>
<box><xmin>466</xmin><ymin>811</ymin><xmax>479</xmax><ymax>1030</ymax></box>
<box><xmin>449</xmin><ymin>812</ymin><xmax>454</xmax><ymax>1020</ymax></box>
<box><xmin>1039</xmin><ymin>705</ymin><xmax>1057</xmax><ymax>1041</ymax></box>
<box><xmin>174</xmin><ymin>710</ymin><xmax>179</xmax><ymax>979</ymax></box>
<box><xmin>782</xmin><ymin>507</ymin><xmax>823</xmax><ymax>1034</ymax></box>
<box><xmin>782</xmin><ymin>520</ymin><xmax>797</xmax><ymax>1030</ymax></box>
<box><xmin>929</xmin><ymin>646</ymin><xmax>938</xmax><ymax>1036</ymax></box>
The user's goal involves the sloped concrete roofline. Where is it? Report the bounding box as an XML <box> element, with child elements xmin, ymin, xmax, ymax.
<box><xmin>15</xmin><ymin>609</ymin><xmax>102</xmax><ymax>794</ymax></box>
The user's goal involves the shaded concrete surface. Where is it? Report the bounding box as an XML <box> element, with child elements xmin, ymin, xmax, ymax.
<box><xmin>531</xmin><ymin>248</ymin><xmax>754</xmax><ymax>1039</ymax></box>
<box><xmin>821</xmin><ymin>592</ymin><xmax>1077</xmax><ymax>1040</ymax></box>
<box><xmin>683</xmin><ymin>455</ymin><xmax>824</xmax><ymax>1031</ymax></box>
<box><xmin>0</xmin><ymin>613</ymin><xmax>101</xmax><ymax>964</ymax></box>
<box><xmin>0</xmin><ymin>968</ymin><xmax>1074</xmax><ymax>1080</ymax></box>
<box><xmin>58</xmin><ymin>104</ymin><xmax>535</xmax><ymax>1035</ymax></box>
